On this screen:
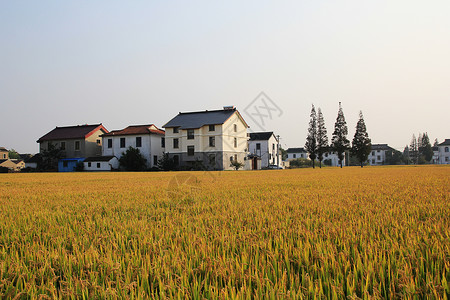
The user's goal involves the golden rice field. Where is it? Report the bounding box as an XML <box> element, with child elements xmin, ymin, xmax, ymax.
<box><xmin>0</xmin><ymin>166</ymin><xmax>449</xmax><ymax>299</ymax></box>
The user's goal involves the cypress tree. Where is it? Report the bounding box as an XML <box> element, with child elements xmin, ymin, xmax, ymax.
<box><xmin>351</xmin><ymin>111</ymin><xmax>371</xmax><ymax>167</ymax></box>
<box><xmin>305</xmin><ymin>104</ymin><xmax>317</xmax><ymax>168</ymax></box>
<box><xmin>316</xmin><ymin>108</ymin><xmax>328</xmax><ymax>168</ymax></box>
<box><xmin>331</xmin><ymin>102</ymin><xmax>350</xmax><ymax>168</ymax></box>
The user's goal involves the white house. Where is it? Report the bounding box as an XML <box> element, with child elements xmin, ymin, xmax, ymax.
<box><xmin>321</xmin><ymin>152</ymin><xmax>343</xmax><ymax>167</ymax></box>
<box><xmin>368</xmin><ymin>144</ymin><xmax>396</xmax><ymax>165</ymax></box>
<box><xmin>83</xmin><ymin>156</ymin><xmax>119</xmax><ymax>171</ymax></box>
<box><xmin>101</xmin><ymin>124</ymin><xmax>165</xmax><ymax>169</ymax></box>
<box><xmin>248</xmin><ymin>132</ymin><xmax>281</xmax><ymax>169</ymax></box>
<box><xmin>437</xmin><ymin>139</ymin><xmax>450</xmax><ymax>164</ymax></box>
<box><xmin>163</xmin><ymin>106</ymin><xmax>249</xmax><ymax>170</ymax></box>
<box><xmin>286</xmin><ymin>148</ymin><xmax>307</xmax><ymax>160</ymax></box>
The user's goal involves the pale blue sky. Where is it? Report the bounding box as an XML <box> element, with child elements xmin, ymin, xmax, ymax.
<box><xmin>1</xmin><ymin>1</ymin><xmax>449</xmax><ymax>153</ymax></box>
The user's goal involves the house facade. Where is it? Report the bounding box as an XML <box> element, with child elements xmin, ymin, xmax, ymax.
<box><xmin>163</xmin><ymin>106</ymin><xmax>249</xmax><ymax>170</ymax></box>
<box><xmin>37</xmin><ymin>124</ymin><xmax>109</xmax><ymax>172</ymax></box>
<box><xmin>83</xmin><ymin>156</ymin><xmax>119</xmax><ymax>171</ymax></box>
<box><xmin>368</xmin><ymin>144</ymin><xmax>395</xmax><ymax>165</ymax></box>
<box><xmin>248</xmin><ymin>132</ymin><xmax>281</xmax><ymax>169</ymax></box>
<box><xmin>101</xmin><ymin>124</ymin><xmax>165</xmax><ymax>169</ymax></box>
<box><xmin>0</xmin><ymin>147</ymin><xmax>9</xmax><ymax>160</ymax></box>
<box><xmin>286</xmin><ymin>148</ymin><xmax>307</xmax><ymax>160</ymax></box>
<box><xmin>437</xmin><ymin>139</ymin><xmax>450</xmax><ymax>164</ymax></box>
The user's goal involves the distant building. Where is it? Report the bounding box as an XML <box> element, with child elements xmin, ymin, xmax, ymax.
<box><xmin>163</xmin><ymin>106</ymin><xmax>249</xmax><ymax>170</ymax></box>
<box><xmin>100</xmin><ymin>124</ymin><xmax>165</xmax><ymax>169</ymax></box>
<box><xmin>37</xmin><ymin>124</ymin><xmax>109</xmax><ymax>172</ymax></box>
<box><xmin>0</xmin><ymin>147</ymin><xmax>9</xmax><ymax>160</ymax></box>
<box><xmin>368</xmin><ymin>144</ymin><xmax>396</xmax><ymax>165</ymax></box>
<box><xmin>83</xmin><ymin>156</ymin><xmax>119</xmax><ymax>171</ymax></box>
<box><xmin>437</xmin><ymin>139</ymin><xmax>450</xmax><ymax>164</ymax></box>
<box><xmin>248</xmin><ymin>132</ymin><xmax>281</xmax><ymax>169</ymax></box>
<box><xmin>286</xmin><ymin>148</ymin><xmax>307</xmax><ymax>160</ymax></box>
<box><xmin>432</xmin><ymin>146</ymin><xmax>439</xmax><ymax>164</ymax></box>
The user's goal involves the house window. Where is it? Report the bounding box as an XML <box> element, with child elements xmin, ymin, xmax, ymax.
<box><xmin>209</xmin><ymin>154</ymin><xmax>216</xmax><ymax>165</ymax></box>
<box><xmin>273</xmin><ymin>144</ymin><xmax>275</xmax><ymax>150</ymax></box>
<box><xmin>2</xmin><ymin>154</ymin><xmax>5</xmax><ymax>159</ymax></box>
<box><xmin>75</xmin><ymin>141</ymin><xmax>80</xmax><ymax>151</ymax></box>
<box><xmin>107</xmin><ymin>139</ymin><xmax>112</xmax><ymax>148</ymax></box>
<box><xmin>61</xmin><ymin>142</ymin><xmax>66</xmax><ymax>150</ymax></box>
<box><xmin>97</xmin><ymin>163</ymin><xmax>101</xmax><ymax>168</ymax></box>
<box><xmin>173</xmin><ymin>155</ymin><xmax>179</xmax><ymax>165</ymax></box>
<box><xmin>234</xmin><ymin>154</ymin><xmax>237</xmax><ymax>161</ymax></box>
<box><xmin>187</xmin><ymin>129</ymin><xmax>194</xmax><ymax>140</ymax></box>
<box><xmin>136</xmin><ymin>137</ymin><xmax>142</xmax><ymax>148</ymax></box>
<box><xmin>446</xmin><ymin>157</ymin><xmax>449</xmax><ymax>162</ymax></box>
<box><xmin>234</xmin><ymin>124</ymin><xmax>237</xmax><ymax>132</ymax></box>
<box><xmin>377</xmin><ymin>155</ymin><xmax>381</xmax><ymax>160</ymax></box>
<box><xmin>372</xmin><ymin>151</ymin><xmax>375</xmax><ymax>156</ymax></box>
<box><xmin>325</xmin><ymin>153</ymin><xmax>328</xmax><ymax>158</ymax></box>
<box><xmin>187</xmin><ymin>145</ymin><xmax>194</xmax><ymax>156</ymax></box>
<box><xmin>63</xmin><ymin>161</ymin><xmax>68</xmax><ymax>168</ymax></box>
<box><xmin>161</xmin><ymin>137</ymin><xmax>165</xmax><ymax>148</ymax></box>
<box><xmin>377</xmin><ymin>150</ymin><xmax>380</xmax><ymax>153</ymax></box>
<box><xmin>230</xmin><ymin>156</ymin><xmax>234</xmax><ymax>162</ymax></box>
<box><xmin>234</xmin><ymin>138</ymin><xmax>237</xmax><ymax>148</ymax></box>
<box><xmin>293</xmin><ymin>154</ymin><xmax>296</xmax><ymax>158</ymax></box>
<box><xmin>173</xmin><ymin>138</ymin><xmax>179</xmax><ymax>149</ymax></box>
<box><xmin>154</xmin><ymin>155</ymin><xmax>158</xmax><ymax>165</ymax></box>
<box><xmin>445</xmin><ymin>147</ymin><xmax>449</xmax><ymax>153</ymax></box>
<box><xmin>256</xmin><ymin>143</ymin><xmax>260</xmax><ymax>150</ymax></box>
<box><xmin>209</xmin><ymin>136</ymin><xmax>215</xmax><ymax>147</ymax></box>
<box><xmin>88</xmin><ymin>162</ymin><xmax>91</xmax><ymax>167</ymax></box>
<box><xmin>120</xmin><ymin>138</ymin><xmax>126</xmax><ymax>148</ymax></box>
<box><xmin>209</xmin><ymin>125</ymin><xmax>215</xmax><ymax>131</ymax></box>
<box><xmin>372</xmin><ymin>159</ymin><xmax>375</xmax><ymax>164</ymax></box>
<box><xmin>97</xmin><ymin>139</ymin><xmax>101</xmax><ymax>145</ymax></box>
<box><xmin>173</xmin><ymin>127</ymin><xmax>179</xmax><ymax>133</ymax></box>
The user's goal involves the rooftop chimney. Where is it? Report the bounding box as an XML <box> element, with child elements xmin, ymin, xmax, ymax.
<box><xmin>223</xmin><ymin>105</ymin><xmax>235</xmax><ymax>110</ymax></box>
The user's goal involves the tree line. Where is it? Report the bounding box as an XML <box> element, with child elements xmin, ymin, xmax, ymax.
<box><xmin>305</xmin><ymin>102</ymin><xmax>371</xmax><ymax>168</ymax></box>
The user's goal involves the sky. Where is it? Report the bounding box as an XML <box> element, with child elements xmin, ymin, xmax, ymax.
<box><xmin>1</xmin><ymin>0</ymin><xmax>449</xmax><ymax>154</ymax></box>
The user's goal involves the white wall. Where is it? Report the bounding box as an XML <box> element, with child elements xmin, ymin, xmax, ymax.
<box><xmin>84</xmin><ymin>157</ymin><xmax>119</xmax><ymax>171</ymax></box>
<box><xmin>248</xmin><ymin>134</ymin><xmax>281</xmax><ymax>168</ymax></box>
<box><xmin>286</xmin><ymin>152</ymin><xmax>307</xmax><ymax>160</ymax></box>
<box><xmin>438</xmin><ymin>145</ymin><xmax>450</xmax><ymax>164</ymax></box>
<box><xmin>368</xmin><ymin>149</ymin><xmax>387</xmax><ymax>165</ymax></box>
<box><xmin>102</xmin><ymin>134</ymin><xmax>165</xmax><ymax>168</ymax></box>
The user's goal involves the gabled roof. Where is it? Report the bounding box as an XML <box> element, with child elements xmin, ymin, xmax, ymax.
<box><xmin>163</xmin><ymin>108</ymin><xmax>248</xmax><ymax>129</ymax></box>
<box><xmin>37</xmin><ymin>124</ymin><xmax>109</xmax><ymax>143</ymax></box>
<box><xmin>249</xmin><ymin>132</ymin><xmax>275</xmax><ymax>141</ymax></box>
<box><xmin>102</xmin><ymin>124</ymin><xmax>164</xmax><ymax>137</ymax></box>
<box><xmin>0</xmin><ymin>147</ymin><xmax>8</xmax><ymax>152</ymax></box>
<box><xmin>438</xmin><ymin>139</ymin><xmax>450</xmax><ymax>146</ymax></box>
<box><xmin>371</xmin><ymin>144</ymin><xmax>395</xmax><ymax>151</ymax></box>
<box><xmin>287</xmin><ymin>147</ymin><xmax>306</xmax><ymax>153</ymax></box>
<box><xmin>84</xmin><ymin>156</ymin><xmax>116</xmax><ymax>162</ymax></box>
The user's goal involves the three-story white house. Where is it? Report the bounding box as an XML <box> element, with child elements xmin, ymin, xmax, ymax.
<box><xmin>100</xmin><ymin>124</ymin><xmax>165</xmax><ymax>169</ymax></box>
<box><xmin>248</xmin><ymin>132</ymin><xmax>281</xmax><ymax>169</ymax></box>
<box><xmin>163</xmin><ymin>106</ymin><xmax>249</xmax><ymax>170</ymax></box>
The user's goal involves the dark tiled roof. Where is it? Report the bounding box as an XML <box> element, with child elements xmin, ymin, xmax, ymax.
<box><xmin>37</xmin><ymin>124</ymin><xmax>108</xmax><ymax>142</ymax></box>
<box><xmin>0</xmin><ymin>147</ymin><xmax>8</xmax><ymax>151</ymax></box>
<box><xmin>25</xmin><ymin>154</ymin><xmax>42</xmax><ymax>163</ymax></box>
<box><xmin>163</xmin><ymin>108</ymin><xmax>248</xmax><ymax>129</ymax></box>
<box><xmin>84</xmin><ymin>156</ymin><xmax>116</xmax><ymax>162</ymax></box>
<box><xmin>371</xmin><ymin>144</ymin><xmax>395</xmax><ymax>151</ymax></box>
<box><xmin>438</xmin><ymin>139</ymin><xmax>450</xmax><ymax>146</ymax></box>
<box><xmin>0</xmin><ymin>159</ymin><xmax>7</xmax><ymax>164</ymax></box>
<box><xmin>102</xmin><ymin>124</ymin><xmax>164</xmax><ymax>137</ymax></box>
<box><xmin>249</xmin><ymin>132</ymin><xmax>274</xmax><ymax>141</ymax></box>
<box><xmin>287</xmin><ymin>147</ymin><xmax>306</xmax><ymax>153</ymax></box>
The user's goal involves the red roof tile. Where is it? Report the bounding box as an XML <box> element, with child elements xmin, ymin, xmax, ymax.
<box><xmin>37</xmin><ymin>124</ymin><xmax>109</xmax><ymax>142</ymax></box>
<box><xmin>102</xmin><ymin>124</ymin><xmax>165</xmax><ymax>137</ymax></box>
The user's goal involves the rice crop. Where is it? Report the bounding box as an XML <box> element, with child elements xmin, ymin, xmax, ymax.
<box><xmin>0</xmin><ymin>166</ymin><xmax>449</xmax><ymax>299</ymax></box>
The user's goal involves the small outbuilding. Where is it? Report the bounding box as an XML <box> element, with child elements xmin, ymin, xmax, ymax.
<box><xmin>83</xmin><ymin>156</ymin><xmax>119</xmax><ymax>171</ymax></box>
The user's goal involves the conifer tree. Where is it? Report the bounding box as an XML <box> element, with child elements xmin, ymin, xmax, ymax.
<box><xmin>409</xmin><ymin>134</ymin><xmax>418</xmax><ymax>164</ymax></box>
<box><xmin>316</xmin><ymin>108</ymin><xmax>328</xmax><ymax>168</ymax></box>
<box><xmin>351</xmin><ymin>111</ymin><xmax>371</xmax><ymax>167</ymax></box>
<box><xmin>331</xmin><ymin>102</ymin><xmax>350</xmax><ymax>168</ymax></box>
<box><xmin>305</xmin><ymin>104</ymin><xmax>318</xmax><ymax>168</ymax></box>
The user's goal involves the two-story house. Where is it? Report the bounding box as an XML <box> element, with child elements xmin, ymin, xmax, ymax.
<box><xmin>368</xmin><ymin>144</ymin><xmax>395</xmax><ymax>165</ymax></box>
<box><xmin>437</xmin><ymin>139</ymin><xmax>450</xmax><ymax>164</ymax></box>
<box><xmin>286</xmin><ymin>148</ymin><xmax>308</xmax><ymax>160</ymax></box>
<box><xmin>248</xmin><ymin>132</ymin><xmax>281</xmax><ymax>169</ymax></box>
<box><xmin>37</xmin><ymin>124</ymin><xmax>109</xmax><ymax>172</ymax></box>
<box><xmin>98</xmin><ymin>124</ymin><xmax>165</xmax><ymax>170</ymax></box>
<box><xmin>163</xmin><ymin>106</ymin><xmax>249</xmax><ymax>170</ymax></box>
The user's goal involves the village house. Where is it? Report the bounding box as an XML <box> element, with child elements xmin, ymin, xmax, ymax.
<box><xmin>0</xmin><ymin>147</ymin><xmax>8</xmax><ymax>159</ymax></box>
<box><xmin>163</xmin><ymin>106</ymin><xmax>249</xmax><ymax>170</ymax></box>
<box><xmin>436</xmin><ymin>139</ymin><xmax>450</xmax><ymax>164</ymax></box>
<box><xmin>37</xmin><ymin>124</ymin><xmax>109</xmax><ymax>172</ymax></box>
<box><xmin>248</xmin><ymin>132</ymin><xmax>281</xmax><ymax>169</ymax></box>
<box><xmin>286</xmin><ymin>148</ymin><xmax>307</xmax><ymax>160</ymax></box>
<box><xmin>368</xmin><ymin>144</ymin><xmax>396</xmax><ymax>165</ymax></box>
<box><xmin>97</xmin><ymin>124</ymin><xmax>165</xmax><ymax>170</ymax></box>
